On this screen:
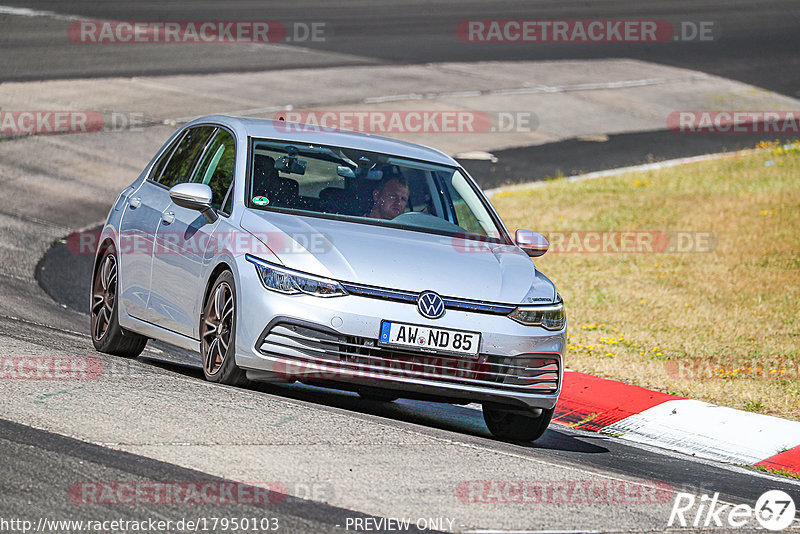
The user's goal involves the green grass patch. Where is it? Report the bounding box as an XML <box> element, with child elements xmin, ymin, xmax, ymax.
<box><xmin>753</xmin><ymin>464</ymin><xmax>800</xmax><ymax>480</ymax></box>
<box><xmin>491</xmin><ymin>141</ymin><xmax>800</xmax><ymax>420</ymax></box>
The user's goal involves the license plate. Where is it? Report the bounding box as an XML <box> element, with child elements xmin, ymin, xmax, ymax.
<box><xmin>379</xmin><ymin>321</ymin><xmax>480</xmax><ymax>356</ymax></box>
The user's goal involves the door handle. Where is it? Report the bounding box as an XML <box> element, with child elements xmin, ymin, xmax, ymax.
<box><xmin>128</xmin><ymin>197</ymin><xmax>141</xmax><ymax>209</ymax></box>
<box><xmin>161</xmin><ymin>211</ymin><xmax>175</xmax><ymax>225</ymax></box>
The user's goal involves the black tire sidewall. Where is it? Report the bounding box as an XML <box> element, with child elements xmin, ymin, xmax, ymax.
<box><xmin>482</xmin><ymin>405</ymin><xmax>554</xmax><ymax>442</ymax></box>
<box><xmin>91</xmin><ymin>247</ymin><xmax>147</xmax><ymax>357</ymax></box>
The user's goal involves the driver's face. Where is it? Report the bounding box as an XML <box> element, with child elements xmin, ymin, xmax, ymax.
<box><xmin>372</xmin><ymin>180</ymin><xmax>409</xmax><ymax>219</ymax></box>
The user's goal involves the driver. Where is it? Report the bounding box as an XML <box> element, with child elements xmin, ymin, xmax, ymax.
<box><xmin>367</xmin><ymin>175</ymin><xmax>409</xmax><ymax>220</ymax></box>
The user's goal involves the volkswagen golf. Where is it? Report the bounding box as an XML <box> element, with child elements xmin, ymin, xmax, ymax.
<box><xmin>91</xmin><ymin>115</ymin><xmax>566</xmax><ymax>442</ymax></box>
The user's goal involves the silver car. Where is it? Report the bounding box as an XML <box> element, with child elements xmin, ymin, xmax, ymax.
<box><xmin>91</xmin><ymin>115</ymin><xmax>566</xmax><ymax>442</ymax></box>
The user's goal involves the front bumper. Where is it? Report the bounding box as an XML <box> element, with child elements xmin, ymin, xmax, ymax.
<box><xmin>233</xmin><ymin>259</ymin><xmax>565</xmax><ymax>412</ymax></box>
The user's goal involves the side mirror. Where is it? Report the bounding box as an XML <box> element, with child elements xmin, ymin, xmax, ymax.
<box><xmin>169</xmin><ymin>183</ymin><xmax>218</xmax><ymax>224</ymax></box>
<box><xmin>515</xmin><ymin>229</ymin><xmax>549</xmax><ymax>257</ymax></box>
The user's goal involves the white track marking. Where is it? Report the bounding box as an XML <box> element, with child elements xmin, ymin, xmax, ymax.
<box><xmin>0</xmin><ymin>5</ymin><xmax>81</xmax><ymax>21</ymax></box>
<box><xmin>602</xmin><ymin>399</ymin><xmax>800</xmax><ymax>465</ymax></box>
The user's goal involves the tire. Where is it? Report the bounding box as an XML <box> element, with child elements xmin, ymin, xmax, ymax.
<box><xmin>482</xmin><ymin>405</ymin><xmax>554</xmax><ymax>442</ymax></box>
<box><xmin>90</xmin><ymin>246</ymin><xmax>148</xmax><ymax>357</ymax></box>
<box><xmin>200</xmin><ymin>270</ymin><xmax>248</xmax><ymax>386</ymax></box>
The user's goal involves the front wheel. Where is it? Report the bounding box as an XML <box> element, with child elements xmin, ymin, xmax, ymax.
<box><xmin>200</xmin><ymin>271</ymin><xmax>248</xmax><ymax>387</ymax></box>
<box><xmin>90</xmin><ymin>246</ymin><xmax>148</xmax><ymax>357</ymax></box>
<box><xmin>482</xmin><ymin>405</ymin><xmax>554</xmax><ymax>442</ymax></box>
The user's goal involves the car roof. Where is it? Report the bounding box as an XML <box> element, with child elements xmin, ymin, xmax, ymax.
<box><xmin>185</xmin><ymin>114</ymin><xmax>458</xmax><ymax>166</ymax></box>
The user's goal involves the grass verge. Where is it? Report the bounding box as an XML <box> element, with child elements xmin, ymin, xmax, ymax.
<box><xmin>491</xmin><ymin>141</ymin><xmax>800</xmax><ymax>420</ymax></box>
<box><xmin>753</xmin><ymin>465</ymin><xmax>800</xmax><ymax>480</ymax></box>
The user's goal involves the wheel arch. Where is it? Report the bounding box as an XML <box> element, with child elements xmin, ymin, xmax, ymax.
<box><xmin>92</xmin><ymin>237</ymin><xmax>116</xmax><ymax>278</ymax></box>
<box><xmin>202</xmin><ymin>261</ymin><xmax>235</xmax><ymax>312</ymax></box>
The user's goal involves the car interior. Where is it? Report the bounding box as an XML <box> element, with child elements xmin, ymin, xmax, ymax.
<box><xmin>248</xmin><ymin>139</ymin><xmax>500</xmax><ymax>240</ymax></box>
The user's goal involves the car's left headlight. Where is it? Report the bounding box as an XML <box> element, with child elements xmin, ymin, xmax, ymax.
<box><xmin>245</xmin><ymin>254</ymin><xmax>347</xmax><ymax>297</ymax></box>
<box><xmin>508</xmin><ymin>301</ymin><xmax>565</xmax><ymax>330</ymax></box>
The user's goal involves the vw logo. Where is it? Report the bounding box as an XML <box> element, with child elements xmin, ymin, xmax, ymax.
<box><xmin>417</xmin><ymin>291</ymin><xmax>445</xmax><ymax>319</ymax></box>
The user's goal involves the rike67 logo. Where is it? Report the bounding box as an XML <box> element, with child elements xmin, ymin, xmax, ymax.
<box><xmin>669</xmin><ymin>490</ymin><xmax>797</xmax><ymax>531</ymax></box>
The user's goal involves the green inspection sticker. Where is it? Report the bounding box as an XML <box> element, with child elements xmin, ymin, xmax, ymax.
<box><xmin>252</xmin><ymin>196</ymin><xmax>270</xmax><ymax>206</ymax></box>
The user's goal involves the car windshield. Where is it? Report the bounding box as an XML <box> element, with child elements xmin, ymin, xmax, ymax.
<box><xmin>247</xmin><ymin>138</ymin><xmax>506</xmax><ymax>242</ymax></box>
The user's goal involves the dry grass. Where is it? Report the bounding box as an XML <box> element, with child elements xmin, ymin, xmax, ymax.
<box><xmin>491</xmin><ymin>141</ymin><xmax>800</xmax><ymax>420</ymax></box>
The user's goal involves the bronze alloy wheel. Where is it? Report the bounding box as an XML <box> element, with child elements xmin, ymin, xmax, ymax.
<box><xmin>91</xmin><ymin>252</ymin><xmax>117</xmax><ymax>342</ymax></box>
<box><xmin>201</xmin><ymin>280</ymin><xmax>234</xmax><ymax>376</ymax></box>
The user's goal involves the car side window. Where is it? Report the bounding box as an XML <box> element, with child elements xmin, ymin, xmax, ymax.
<box><xmin>221</xmin><ymin>186</ymin><xmax>234</xmax><ymax>215</ymax></box>
<box><xmin>158</xmin><ymin>126</ymin><xmax>217</xmax><ymax>189</ymax></box>
<box><xmin>191</xmin><ymin>128</ymin><xmax>235</xmax><ymax>211</ymax></box>
<box><xmin>149</xmin><ymin>132</ymin><xmax>185</xmax><ymax>182</ymax></box>
<box><xmin>440</xmin><ymin>170</ymin><xmax>495</xmax><ymax>237</ymax></box>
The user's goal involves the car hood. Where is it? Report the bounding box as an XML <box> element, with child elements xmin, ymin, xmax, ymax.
<box><xmin>240</xmin><ymin>210</ymin><xmax>556</xmax><ymax>303</ymax></box>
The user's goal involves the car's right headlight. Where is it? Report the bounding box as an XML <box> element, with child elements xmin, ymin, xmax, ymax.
<box><xmin>508</xmin><ymin>301</ymin><xmax>565</xmax><ymax>330</ymax></box>
<box><xmin>245</xmin><ymin>254</ymin><xmax>347</xmax><ymax>297</ymax></box>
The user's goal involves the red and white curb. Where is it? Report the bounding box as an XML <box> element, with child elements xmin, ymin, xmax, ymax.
<box><xmin>553</xmin><ymin>370</ymin><xmax>800</xmax><ymax>476</ymax></box>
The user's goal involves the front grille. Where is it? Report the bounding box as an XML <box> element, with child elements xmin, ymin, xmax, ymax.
<box><xmin>258</xmin><ymin>321</ymin><xmax>559</xmax><ymax>393</ymax></box>
<box><xmin>339</xmin><ymin>282</ymin><xmax>518</xmax><ymax>315</ymax></box>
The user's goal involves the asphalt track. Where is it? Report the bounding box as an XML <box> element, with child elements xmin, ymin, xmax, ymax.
<box><xmin>1</xmin><ymin>418</ymin><xmax>426</xmax><ymax>534</ymax></box>
<box><xmin>458</xmin><ymin>129</ymin><xmax>785</xmax><ymax>189</ymax></box>
<box><xmin>3</xmin><ymin>1</ymin><xmax>800</xmax><ymax>533</ymax></box>
<box><xmin>1</xmin><ymin>0</ymin><xmax>798</xmax><ymax>99</ymax></box>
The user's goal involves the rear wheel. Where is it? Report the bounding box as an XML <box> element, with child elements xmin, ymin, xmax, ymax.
<box><xmin>201</xmin><ymin>271</ymin><xmax>248</xmax><ymax>386</ymax></box>
<box><xmin>90</xmin><ymin>246</ymin><xmax>148</xmax><ymax>357</ymax></box>
<box><xmin>482</xmin><ymin>405</ymin><xmax>554</xmax><ymax>442</ymax></box>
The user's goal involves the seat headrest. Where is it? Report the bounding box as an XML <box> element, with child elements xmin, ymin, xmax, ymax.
<box><xmin>253</xmin><ymin>154</ymin><xmax>277</xmax><ymax>178</ymax></box>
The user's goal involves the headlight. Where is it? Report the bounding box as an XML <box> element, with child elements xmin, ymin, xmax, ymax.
<box><xmin>508</xmin><ymin>301</ymin><xmax>565</xmax><ymax>330</ymax></box>
<box><xmin>245</xmin><ymin>254</ymin><xmax>347</xmax><ymax>297</ymax></box>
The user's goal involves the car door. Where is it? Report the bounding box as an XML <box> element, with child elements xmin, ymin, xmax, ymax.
<box><xmin>149</xmin><ymin>127</ymin><xmax>236</xmax><ymax>338</ymax></box>
<box><xmin>117</xmin><ymin>131</ymin><xmax>185</xmax><ymax>321</ymax></box>
<box><xmin>120</xmin><ymin>124</ymin><xmax>217</xmax><ymax>328</ymax></box>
